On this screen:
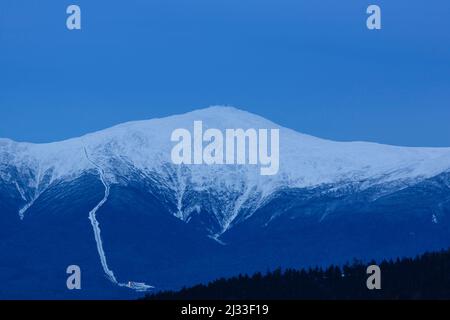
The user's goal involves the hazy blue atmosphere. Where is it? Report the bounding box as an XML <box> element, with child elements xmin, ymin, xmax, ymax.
<box><xmin>0</xmin><ymin>0</ymin><xmax>449</xmax><ymax>146</ymax></box>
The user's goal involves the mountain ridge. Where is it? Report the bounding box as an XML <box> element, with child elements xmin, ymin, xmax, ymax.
<box><xmin>1</xmin><ymin>105</ymin><xmax>449</xmax><ymax>149</ymax></box>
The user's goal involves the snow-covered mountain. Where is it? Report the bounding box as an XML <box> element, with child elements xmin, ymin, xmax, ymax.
<box><xmin>2</xmin><ymin>106</ymin><xmax>450</xmax><ymax>230</ymax></box>
<box><xmin>1</xmin><ymin>106</ymin><xmax>450</xmax><ymax>299</ymax></box>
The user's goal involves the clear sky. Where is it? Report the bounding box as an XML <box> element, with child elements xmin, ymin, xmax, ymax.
<box><xmin>0</xmin><ymin>0</ymin><xmax>449</xmax><ymax>146</ymax></box>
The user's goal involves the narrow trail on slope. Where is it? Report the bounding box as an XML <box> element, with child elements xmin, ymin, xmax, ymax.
<box><xmin>83</xmin><ymin>147</ymin><xmax>153</xmax><ymax>292</ymax></box>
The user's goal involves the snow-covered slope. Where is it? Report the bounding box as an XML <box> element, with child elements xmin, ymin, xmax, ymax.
<box><xmin>1</xmin><ymin>106</ymin><xmax>450</xmax><ymax>229</ymax></box>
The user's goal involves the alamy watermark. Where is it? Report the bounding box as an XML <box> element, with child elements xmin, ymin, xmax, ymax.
<box><xmin>170</xmin><ymin>121</ymin><xmax>280</xmax><ymax>176</ymax></box>
<box><xmin>64</xmin><ymin>4</ymin><xmax>381</xmax><ymax>31</ymax></box>
<box><xmin>66</xmin><ymin>265</ymin><xmax>81</xmax><ymax>290</ymax></box>
<box><xmin>366</xmin><ymin>265</ymin><xmax>381</xmax><ymax>290</ymax></box>
<box><xmin>66</xmin><ymin>5</ymin><xmax>81</xmax><ymax>30</ymax></box>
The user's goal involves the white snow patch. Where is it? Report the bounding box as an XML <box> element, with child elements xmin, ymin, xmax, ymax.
<box><xmin>432</xmin><ymin>214</ymin><xmax>438</xmax><ymax>224</ymax></box>
<box><xmin>14</xmin><ymin>181</ymin><xmax>27</xmax><ymax>201</ymax></box>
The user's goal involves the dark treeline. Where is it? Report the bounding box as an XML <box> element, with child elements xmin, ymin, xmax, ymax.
<box><xmin>144</xmin><ymin>248</ymin><xmax>450</xmax><ymax>300</ymax></box>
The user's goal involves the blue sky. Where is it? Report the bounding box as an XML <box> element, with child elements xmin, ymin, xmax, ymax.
<box><xmin>0</xmin><ymin>0</ymin><xmax>449</xmax><ymax>146</ymax></box>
